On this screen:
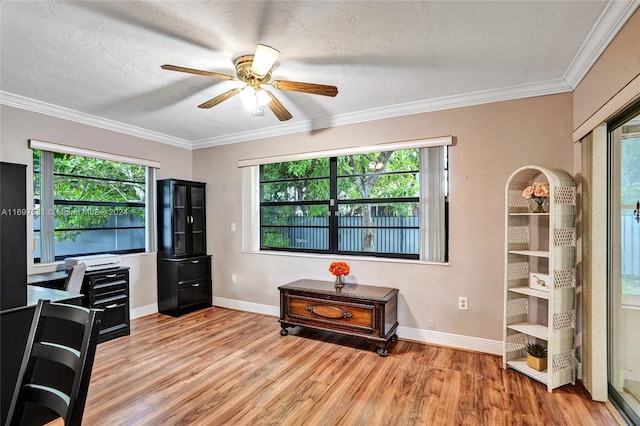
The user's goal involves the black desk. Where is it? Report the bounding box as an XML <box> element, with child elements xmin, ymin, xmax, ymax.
<box><xmin>28</xmin><ymin>268</ymin><xmax>131</xmax><ymax>344</ymax></box>
<box><xmin>27</xmin><ymin>270</ymin><xmax>68</xmax><ymax>289</ymax></box>
<box><xmin>1</xmin><ymin>286</ymin><xmax>83</xmax><ymax>424</ymax></box>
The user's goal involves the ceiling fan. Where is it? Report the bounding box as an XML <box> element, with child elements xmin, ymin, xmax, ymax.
<box><xmin>161</xmin><ymin>44</ymin><xmax>338</xmax><ymax>121</ymax></box>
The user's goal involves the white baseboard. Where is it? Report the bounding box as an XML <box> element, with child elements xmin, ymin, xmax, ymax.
<box><xmin>397</xmin><ymin>325</ymin><xmax>502</xmax><ymax>355</ymax></box>
<box><xmin>130</xmin><ymin>303</ymin><xmax>158</xmax><ymax>319</ymax></box>
<box><xmin>212</xmin><ymin>296</ymin><xmax>502</xmax><ymax>355</ymax></box>
<box><xmin>213</xmin><ymin>296</ymin><xmax>280</xmax><ymax>317</ymax></box>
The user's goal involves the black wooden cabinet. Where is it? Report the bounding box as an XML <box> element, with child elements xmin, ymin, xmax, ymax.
<box><xmin>83</xmin><ymin>267</ymin><xmax>131</xmax><ymax>343</ymax></box>
<box><xmin>157</xmin><ymin>255</ymin><xmax>212</xmax><ymax>316</ymax></box>
<box><xmin>0</xmin><ymin>162</ymin><xmax>27</xmax><ymax>310</ymax></box>
<box><xmin>157</xmin><ymin>179</ymin><xmax>207</xmax><ymax>258</ymax></box>
<box><xmin>157</xmin><ymin>179</ymin><xmax>212</xmax><ymax>316</ymax></box>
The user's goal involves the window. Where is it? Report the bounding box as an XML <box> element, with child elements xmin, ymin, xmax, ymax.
<box><xmin>33</xmin><ymin>148</ymin><xmax>152</xmax><ymax>263</ymax></box>
<box><xmin>257</xmin><ymin>146</ymin><xmax>448</xmax><ymax>261</ymax></box>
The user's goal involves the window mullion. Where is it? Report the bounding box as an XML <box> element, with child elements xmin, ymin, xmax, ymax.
<box><xmin>146</xmin><ymin>167</ymin><xmax>156</xmax><ymax>253</ymax></box>
<box><xmin>329</xmin><ymin>157</ymin><xmax>338</xmax><ymax>253</ymax></box>
<box><xmin>40</xmin><ymin>151</ymin><xmax>55</xmax><ymax>263</ymax></box>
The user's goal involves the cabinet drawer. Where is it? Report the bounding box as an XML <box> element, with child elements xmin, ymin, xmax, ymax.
<box><xmin>178</xmin><ymin>280</ymin><xmax>211</xmax><ymax>309</ymax></box>
<box><xmin>178</xmin><ymin>258</ymin><xmax>210</xmax><ymax>282</ymax></box>
<box><xmin>90</xmin><ymin>272</ymin><xmax>128</xmax><ymax>293</ymax></box>
<box><xmin>92</xmin><ymin>284</ymin><xmax>127</xmax><ymax>303</ymax></box>
<box><xmin>287</xmin><ymin>295</ymin><xmax>375</xmax><ymax>334</ymax></box>
<box><xmin>91</xmin><ymin>270</ymin><xmax>128</xmax><ymax>285</ymax></box>
<box><xmin>93</xmin><ymin>294</ymin><xmax>129</xmax><ymax>335</ymax></box>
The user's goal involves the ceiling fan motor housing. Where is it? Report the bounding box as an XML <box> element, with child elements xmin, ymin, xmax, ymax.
<box><xmin>235</xmin><ymin>55</ymin><xmax>272</xmax><ymax>87</ymax></box>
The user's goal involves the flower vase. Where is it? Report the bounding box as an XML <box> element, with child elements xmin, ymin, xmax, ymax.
<box><xmin>529</xmin><ymin>198</ymin><xmax>549</xmax><ymax>214</ymax></box>
<box><xmin>334</xmin><ymin>275</ymin><xmax>344</xmax><ymax>291</ymax></box>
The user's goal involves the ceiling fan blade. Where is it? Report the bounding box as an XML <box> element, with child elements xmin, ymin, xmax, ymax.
<box><xmin>271</xmin><ymin>80</ymin><xmax>338</xmax><ymax>97</ymax></box>
<box><xmin>251</xmin><ymin>44</ymin><xmax>280</xmax><ymax>76</ymax></box>
<box><xmin>161</xmin><ymin>64</ymin><xmax>236</xmax><ymax>81</ymax></box>
<box><xmin>264</xmin><ymin>90</ymin><xmax>293</xmax><ymax>121</ymax></box>
<box><xmin>197</xmin><ymin>88</ymin><xmax>242</xmax><ymax>109</ymax></box>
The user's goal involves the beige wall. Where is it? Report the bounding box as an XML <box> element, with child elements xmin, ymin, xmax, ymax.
<box><xmin>573</xmin><ymin>8</ymin><xmax>640</xmax><ymax>132</ymax></box>
<box><xmin>194</xmin><ymin>93</ymin><xmax>574</xmax><ymax>342</ymax></box>
<box><xmin>0</xmin><ymin>105</ymin><xmax>194</xmax><ymax>310</ymax></box>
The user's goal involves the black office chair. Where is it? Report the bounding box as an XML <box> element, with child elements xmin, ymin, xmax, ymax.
<box><xmin>64</xmin><ymin>262</ymin><xmax>86</xmax><ymax>294</ymax></box>
<box><xmin>5</xmin><ymin>300</ymin><xmax>103</xmax><ymax>426</ymax></box>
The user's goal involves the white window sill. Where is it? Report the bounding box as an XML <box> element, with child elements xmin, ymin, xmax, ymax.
<box><xmin>242</xmin><ymin>249</ymin><xmax>449</xmax><ymax>266</ymax></box>
<box><xmin>30</xmin><ymin>251</ymin><xmax>156</xmax><ymax>274</ymax></box>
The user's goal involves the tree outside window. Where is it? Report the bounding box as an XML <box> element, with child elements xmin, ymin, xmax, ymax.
<box><xmin>34</xmin><ymin>149</ymin><xmax>146</xmax><ymax>262</ymax></box>
<box><xmin>259</xmin><ymin>147</ymin><xmax>442</xmax><ymax>260</ymax></box>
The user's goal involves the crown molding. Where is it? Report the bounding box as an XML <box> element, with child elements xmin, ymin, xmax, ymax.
<box><xmin>563</xmin><ymin>0</ymin><xmax>639</xmax><ymax>89</ymax></box>
<box><xmin>3</xmin><ymin>77</ymin><xmax>571</xmax><ymax>152</ymax></box>
<box><xmin>192</xmin><ymin>77</ymin><xmax>573</xmax><ymax>149</ymax></box>
<box><xmin>0</xmin><ymin>91</ymin><xmax>192</xmax><ymax>149</ymax></box>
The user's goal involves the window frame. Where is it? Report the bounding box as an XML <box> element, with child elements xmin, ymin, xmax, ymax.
<box><xmin>257</xmin><ymin>147</ymin><xmax>446</xmax><ymax>261</ymax></box>
<box><xmin>30</xmin><ymin>140</ymin><xmax>160</xmax><ymax>264</ymax></box>
<box><xmin>241</xmin><ymin>136</ymin><xmax>452</xmax><ymax>263</ymax></box>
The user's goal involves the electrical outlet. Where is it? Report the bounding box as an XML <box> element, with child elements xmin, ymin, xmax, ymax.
<box><xmin>427</xmin><ymin>321</ymin><xmax>435</xmax><ymax>331</ymax></box>
<box><xmin>458</xmin><ymin>296</ymin><xmax>468</xmax><ymax>311</ymax></box>
<box><xmin>231</xmin><ymin>223</ymin><xmax>236</xmax><ymax>232</ymax></box>
<box><xmin>231</xmin><ymin>274</ymin><xmax>237</xmax><ymax>284</ymax></box>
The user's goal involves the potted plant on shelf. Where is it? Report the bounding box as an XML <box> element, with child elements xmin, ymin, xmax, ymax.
<box><xmin>525</xmin><ymin>342</ymin><xmax>548</xmax><ymax>371</ymax></box>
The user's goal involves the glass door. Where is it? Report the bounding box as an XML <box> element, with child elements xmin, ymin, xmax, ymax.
<box><xmin>172</xmin><ymin>183</ymin><xmax>188</xmax><ymax>256</ymax></box>
<box><xmin>189</xmin><ymin>185</ymin><xmax>206</xmax><ymax>255</ymax></box>
<box><xmin>608</xmin><ymin>105</ymin><xmax>640</xmax><ymax>425</ymax></box>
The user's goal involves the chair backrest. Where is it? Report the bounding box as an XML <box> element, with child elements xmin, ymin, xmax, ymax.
<box><xmin>64</xmin><ymin>262</ymin><xmax>86</xmax><ymax>294</ymax></box>
<box><xmin>5</xmin><ymin>300</ymin><xmax>103</xmax><ymax>426</ymax></box>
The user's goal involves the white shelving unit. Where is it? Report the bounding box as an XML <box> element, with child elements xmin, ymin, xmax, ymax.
<box><xmin>503</xmin><ymin>165</ymin><xmax>577</xmax><ymax>392</ymax></box>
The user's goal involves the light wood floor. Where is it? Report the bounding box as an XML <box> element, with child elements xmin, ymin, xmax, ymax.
<box><xmin>68</xmin><ymin>307</ymin><xmax>620</xmax><ymax>425</ymax></box>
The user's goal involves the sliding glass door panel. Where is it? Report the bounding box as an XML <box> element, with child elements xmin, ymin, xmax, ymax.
<box><xmin>608</xmin><ymin>108</ymin><xmax>640</xmax><ymax>424</ymax></box>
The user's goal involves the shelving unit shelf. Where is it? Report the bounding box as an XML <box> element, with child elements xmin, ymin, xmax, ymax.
<box><xmin>503</xmin><ymin>165</ymin><xmax>576</xmax><ymax>392</ymax></box>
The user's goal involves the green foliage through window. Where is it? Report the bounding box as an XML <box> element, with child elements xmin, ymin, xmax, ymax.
<box><xmin>259</xmin><ymin>148</ymin><xmax>432</xmax><ymax>259</ymax></box>
<box><xmin>34</xmin><ymin>149</ymin><xmax>147</xmax><ymax>262</ymax></box>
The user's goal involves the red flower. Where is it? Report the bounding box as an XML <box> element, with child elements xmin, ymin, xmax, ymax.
<box><xmin>329</xmin><ymin>261</ymin><xmax>350</xmax><ymax>276</ymax></box>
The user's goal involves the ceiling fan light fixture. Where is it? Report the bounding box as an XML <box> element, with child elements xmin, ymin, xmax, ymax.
<box><xmin>240</xmin><ymin>86</ymin><xmax>256</xmax><ymax>109</ymax></box>
<box><xmin>252</xmin><ymin>44</ymin><xmax>280</xmax><ymax>76</ymax></box>
<box><xmin>255</xmin><ymin>89</ymin><xmax>272</xmax><ymax>106</ymax></box>
<box><xmin>240</xmin><ymin>86</ymin><xmax>272</xmax><ymax>112</ymax></box>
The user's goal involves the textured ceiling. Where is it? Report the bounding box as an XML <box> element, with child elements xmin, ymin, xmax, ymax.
<box><xmin>1</xmin><ymin>1</ymin><xmax>638</xmax><ymax>149</ymax></box>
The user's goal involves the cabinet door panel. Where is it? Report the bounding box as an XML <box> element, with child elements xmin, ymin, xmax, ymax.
<box><xmin>173</xmin><ymin>233</ymin><xmax>187</xmax><ymax>256</ymax></box>
<box><xmin>172</xmin><ymin>184</ymin><xmax>188</xmax><ymax>256</ymax></box>
<box><xmin>190</xmin><ymin>185</ymin><xmax>206</xmax><ymax>255</ymax></box>
<box><xmin>178</xmin><ymin>280</ymin><xmax>210</xmax><ymax>308</ymax></box>
<box><xmin>173</xmin><ymin>184</ymin><xmax>187</xmax><ymax>207</ymax></box>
